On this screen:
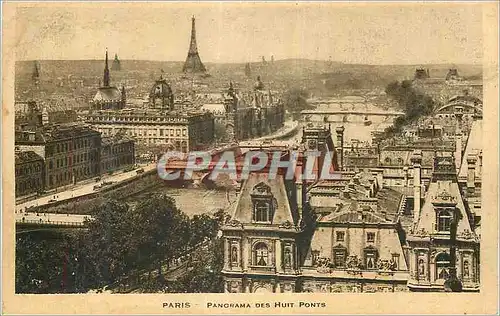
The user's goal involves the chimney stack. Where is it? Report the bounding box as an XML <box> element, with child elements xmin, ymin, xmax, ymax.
<box><xmin>467</xmin><ymin>153</ymin><xmax>477</xmax><ymax>189</ymax></box>
<box><xmin>411</xmin><ymin>150</ymin><xmax>423</xmax><ymax>224</ymax></box>
<box><xmin>336</xmin><ymin>126</ymin><xmax>345</xmax><ymax>171</ymax></box>
<box><xmin>371</xmin><ymin>168</ymin><xmax>384</xmax><ymax>190</ymax></box>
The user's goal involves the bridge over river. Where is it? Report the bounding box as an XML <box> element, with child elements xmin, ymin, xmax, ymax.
<box><xmin>16</xmin><ymin>212</ymin><xmax>90</xmax><ymax>233</ymax></box>
<box><xmin>301</xmin><ymin>109</ymin><xmax>404</xmax><ymax>124</ymax></box>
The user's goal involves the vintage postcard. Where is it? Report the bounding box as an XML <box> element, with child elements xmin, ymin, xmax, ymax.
<box><xmin>2</xmin><ymin>1</ymin><xmax>499</xmax><ymax>315</ymax></box>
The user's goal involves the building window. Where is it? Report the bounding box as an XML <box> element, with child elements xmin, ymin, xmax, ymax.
<box><xmin>435</xmin><ymin>252</ymin><xmax>451</xmax><ymax>280</ymax></box>
<box><xmin>364</xmin><ymin>248</ymin><xmax>378</xmax><ymax>270</ymax></box>
<box><xmin>367</xmin><ymin>232</ymin><xmax>375</xmax><ymax>243</ymax></box>
<box><xmin>312</xmin><ymin>250</ymin><xmax>320</xmax><ymax>266</ymax></box>
<box><xmin>391</xmin><ymin>253</ymin><xmax>400</xmax><ymax>270</ymax></box>
<box><xmin>437</xmin><ymin>210</ymin><xmax>452</xmax><ymax>232</ymax></box>
<box><xmin>254</xmin><ymin>201</ymin><xmax>271</xmax><ymax>222</ymax></box>
<box><xmin>336</xmin><ymin>231</ymin><xmax>345</xmax><ymax>242</ymax></box>
<box><xmin>251</xmin><ymin>182</ymin><xmax>275</xmax><ymax>223</ymax></box>
<box><xmin>254</xmin><ymin>242</ymin><xmax>269</xmax><ymax>266</ymax></box>
<box><xmin>333</xmin><ymin>247</ymin><xmax>347</xmax><ymax>268</ymax></box>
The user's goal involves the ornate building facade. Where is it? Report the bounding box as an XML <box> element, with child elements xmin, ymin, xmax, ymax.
<box><xmin>15</xmin><ymin>123</ymin><xmax>102</xmax><ymax>190</ymax></box>
<box><xmin>406</xmin><ymin>153</ymin><xmax>480</xmax><ymax>292</ymax></box>
<box><xmin>100</xmin><ymin>135</ymin><xmax>135</xmax><ymax>173</ymax></box>
<box><xmin>15</xmin><ymin>150</ymin><xmax>45</xmax><ymax>197</ymax></box>
<box><xmin>221</xmin><ymin>124</ymin><xmax>481</xmax><ymax>293</ymax></box>
<box><xmin>202</xmin><ymin>79</ymin><xmax>285</xmax><ymax>142</ymax></box>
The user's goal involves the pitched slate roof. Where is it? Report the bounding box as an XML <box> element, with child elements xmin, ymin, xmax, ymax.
<box><xmin>93</xmin><ymin>86</ymin><xmax>122</xmax><ymax>102</ymax></box>
<box><xmin>15</xmin><ymin>151</ymin><xmax>44</xmax><ymax>165</ymax></box>
<box><xmin>458</xmin><ymin>119</ymin><xmax>482</xmax><ymax>180</ymax></box>
<box><xmin>230</xmin><ymin>172</ymin><xmax>299</xmax><ymax>226</ymax></box>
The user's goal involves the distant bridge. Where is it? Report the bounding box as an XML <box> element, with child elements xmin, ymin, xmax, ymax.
<box><xmin>301</xmin><ymin>109</ymin><xmax>404</xmax><ymax>124</ymax></box>
<box><xmin>16</xmin><ymin>213</ymin><xmax>91</xmax><ymax>233</ymax></box>
<box><xmin>301</xmin><ymin>110</ymin><xmax>404</xmax><ymax>116</ymax></box>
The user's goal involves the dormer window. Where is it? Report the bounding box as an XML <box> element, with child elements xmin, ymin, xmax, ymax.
<box><xmin>251</xmin><ymin>182</ymin><xmax>276</xmax><ymax>223</ymax></box>
<box><xmin>437</xmin><ymin>210</ymin><xmax>452</xmax><ymax>232</ymax></box>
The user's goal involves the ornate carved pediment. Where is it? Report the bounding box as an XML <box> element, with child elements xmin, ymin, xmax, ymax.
<box><xmin>282</xmin><ymin>283</ymin><xmax>294</xmax><ymax>292</ymax></box>
<box><xmin>314</xmin><ymin>257</ymin><xmax>332</xmax><ymax>273</ymax></box>
<box><xmin>459</xmin><ymin>229</ymin><xmax>474</xmax><ymax>240</ymax></box>
<box><xmin>279</xmin><ymin>220</ymin><xmax>293</xmax><ymax>229</ymax></box>
<box><xmin>376</xmin><ymin>258</ymin><xmax>397</xmax><ymax>274</ymax></box>
<box><xmin>346</xmin><ymin>255</ymin><xmax>364</xmax><ymax>271</ymax></box>
<box><xmin>228</xmin><ymin>219</ymin><xmax>242</xmax><ymax>227</ymax></box>
<box><xmin>251</xmin><ymin>182</ymin><xmax>273</xmax><ymax>198</ymax></box>
<box><xmin>228</xmin><ymin>280</ymin><xmax>241</xmax><ymax>293</ymax></box>
<box><xmin>432</xmin><ymin>189</ymin><xmax>457</xmax><ymax>205</ymax></box>
<box><xmin>412</xmin><ymin>228</ymin><xmax>429</xmax><ymax>238</ymax></box>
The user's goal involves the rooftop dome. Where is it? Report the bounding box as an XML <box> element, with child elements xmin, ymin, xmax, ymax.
<box><xmin>149</xmin><ymin>77</ymin><xmax>174</xmax><ymax>99</ymax></box>
<box><xmin>149</xmin><ymin>76</ymin><xmax>174</xmax><ymax>109</ymax></box>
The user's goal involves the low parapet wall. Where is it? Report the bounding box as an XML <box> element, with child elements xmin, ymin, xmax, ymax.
<box><xmin>29</xmin><ymin>169</ymin><xmax>164</xmax><ymax>214</ymax></box>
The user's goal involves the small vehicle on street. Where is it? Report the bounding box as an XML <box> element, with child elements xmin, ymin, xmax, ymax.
<box><xmin>136</xmin><ymin>168</ymin><xmax>145</xmax><ymax>174</ymax></box>
<box><xmin>48</xmin><ymin>199</ymin><xmax>57</xmax><ymax>204</ymax></box>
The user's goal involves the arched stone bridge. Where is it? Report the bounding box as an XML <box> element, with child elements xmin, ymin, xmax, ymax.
<box><xmin>301</xmin><ymin>109</ymin><xmax>404</xmax><ymax>123</ymax></box>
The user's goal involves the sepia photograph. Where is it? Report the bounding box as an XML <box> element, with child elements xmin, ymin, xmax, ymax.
<box><xmin>2</xmin><ymin>1</ymin><xmax>499</xmax><ymax>315</ymax></box>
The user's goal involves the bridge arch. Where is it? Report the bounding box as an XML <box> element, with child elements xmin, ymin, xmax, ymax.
<box><xmin>435</xmin><ymin>101</ymin><xmax>483</xmax><ymax>115</ymax></box>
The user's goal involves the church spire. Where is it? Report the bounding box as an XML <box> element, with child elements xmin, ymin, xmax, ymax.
<box><xmin>103</xmin><ymin>48</ymin><xmax>110</xmax><ymax>87</ymax></box>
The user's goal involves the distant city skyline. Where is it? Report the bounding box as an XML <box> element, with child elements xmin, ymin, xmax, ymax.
<box><xmin>15</xmin><ymin>3</ymin><xmax>483</xmax><ymax>65</ymax></box>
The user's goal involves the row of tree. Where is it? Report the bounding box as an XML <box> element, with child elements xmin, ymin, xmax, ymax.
<box><xmin>282</xmin><ymin>87</ymin><xmax>313</xmax><ymax>119</ymax></box>
<box><xmin>16</xmin><ymin>193</ymin><xmax>227</xmax><ymax>294</ymax></box>
<box><xmin>384</xmin><ymin>80</ymin><xmax>435</xmax><ymax>135</ymax></box>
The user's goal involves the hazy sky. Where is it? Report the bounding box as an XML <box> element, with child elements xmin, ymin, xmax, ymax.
<box><xmin>15</xmin><ymin>3</ymin><xmax>484</xmax><ymax>64</ymax></box>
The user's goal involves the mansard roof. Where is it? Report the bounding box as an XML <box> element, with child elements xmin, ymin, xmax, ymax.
<box><xmin>229</xmin><ymin>172</ymin><xmax>299</xmax><ymax>227</ymax></box>
<box><xmin>411</xmin><ymin>156</ymin><xmax>478</xmax><ymax>242</ymax></box>
<box><xmin>458</xmin><ymin>119</ymin><xmax>482</xmax><ymax>181</ymax></box>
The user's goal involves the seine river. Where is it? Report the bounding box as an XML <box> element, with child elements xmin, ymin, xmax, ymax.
<box><xmin>131</xmin><ymin>100</ymin><xmax>394</xmax><ymax>217</ymax></box>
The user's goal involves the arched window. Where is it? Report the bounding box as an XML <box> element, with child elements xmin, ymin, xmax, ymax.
<box><xmin>436</xmin><ymin>252</ymin><xmax>451</xmax><ymax>280</ymax></box>
<box><xmin>254</xmin><ymin>243</ymin><xmax>269</xmax><ymax>266</ymax></box>
<box><xmin>384</xmin><ymin>157</ymin><xmax>391</xmax><ymax>165</ymax></box>
<box><xmin>437</xmin><ymin>210</ymin><xmax>452</xmax><ymax>232</ymax></box>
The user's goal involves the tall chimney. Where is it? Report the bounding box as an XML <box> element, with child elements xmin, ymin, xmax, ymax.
<box><xmin>403</xmin><ymin>166</ymin><xmax>409</xmax><ymax>187</ymax></box>
<box><xmin>336</xmin><ymin>126</ymin><xmax>345</xmax><ymax>171</ymax></box>
<box><xmin>455</xmin><ymin>134</ymin><xmax>462</xmax><ymax>172</ymax></box>
<box><xmin>467</xmin><ymin>153</ymin><xmax>477</xmax><ymax>189</ymax></box>
<box><xmin>411</xmin><ymin>150</ymin><xmax>422</xmax><ymax>223</ymax></box>
<box><xmin>455</xmin><ymin>111</ymin><xmax>464</xmax><ymax>172</ymax></box>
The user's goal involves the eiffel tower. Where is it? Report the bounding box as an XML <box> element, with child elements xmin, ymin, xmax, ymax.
<box><xmin>182</xmin><ymin>16</ymin><xmax>206</xmax><ymax>73</ymax></box>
